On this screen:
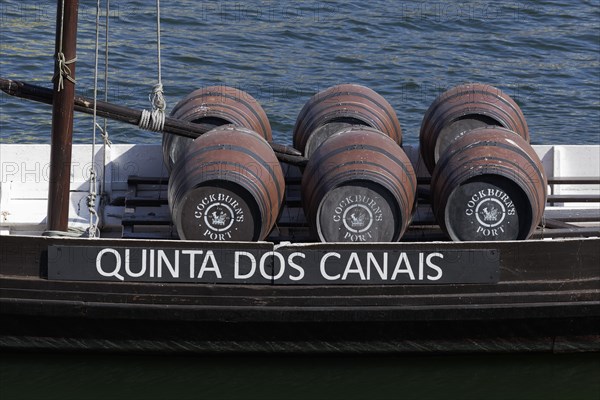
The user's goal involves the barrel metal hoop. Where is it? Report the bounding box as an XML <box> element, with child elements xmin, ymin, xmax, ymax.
<box><xmin>308</xmin><ymin>144</ymin><xmax>416</xmax><ymax>194</ymax></box>
<box><xmin>424</xmin><ymin>87</ymin><xmax>527</xmax><ymax>135</ymax></box>
<box><xmin>170</xmin><ymin>91</ymin><xmax>270</xmax><ymax>138</ymax></box>
<box><xmin>180</xmin><ymin>145</ymin><xmax>283</xmax><ymax>202</ymax></box>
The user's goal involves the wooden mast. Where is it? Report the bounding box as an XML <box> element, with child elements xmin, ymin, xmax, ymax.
<box><xmin>47</xmin><ymin>0</ymin><xmax>79</xmax><ymax>231</ymax></box>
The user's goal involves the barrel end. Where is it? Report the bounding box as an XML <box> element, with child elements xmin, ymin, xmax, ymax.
<box><xmin>174</xmin><ymin>182</ymin><xmax>260</xmax><ymax>241</ymax></box>
<box><xmin>442</xmin><ymin>175</ymin><xmax>534</xmax><ymax>241</ymax></box>
<box><xmin>315</xmin><ymin>181</ymin><xmax>403</xmax><ymax>243</ymax></box>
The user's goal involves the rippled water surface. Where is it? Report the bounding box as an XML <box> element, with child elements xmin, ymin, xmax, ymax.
<box><xmin>1</xmin><ymin>2</ymin><xmax>600</xmax><ymax>398</ymax></box>
<box><xmin>1</xmin><ymin>0</ymin><xmax>599</xmax><ymax>145</ymax></box>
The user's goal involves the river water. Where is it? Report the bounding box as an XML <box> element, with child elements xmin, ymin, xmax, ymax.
<box><xmin>0</xmin><ymin>1</ymin><xmax>599</xmax><ymax>399</ymax></box>
<box><xmin>1</xmin><ymin>0</ymin><xmax>599</xmax><ymax>146</ymax></box>
<box><xmin>0</xmin><ymin>352</ymin><xmax>599</xmax><ymax>400</ymax></box>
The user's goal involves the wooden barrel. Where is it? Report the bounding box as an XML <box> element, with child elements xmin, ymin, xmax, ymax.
<box><xmin>293</xmin><ymin>84</ymin><xmax>402</xmax><ymax>157</ymax></box>
<box><xmin>168</xmin><ymin>125</ymin><xmax>284</xmax><ymax>241</ymax></box>
<box><xmin>302</xmin><ymin>126</ymin><xmax>416</xmax><ymax>242</ymax></box>
<box><xmin>420</xmin><ymin>83</ymin><xmax>529</xmax><ymax>173</ymax></box>
<box><xmin>162</xmin><ymin>86</ymin><xmax>272</xmax><ymax>171</ymax></box>
<box><xmin>431</xmin><ymin>127</ymin><xmax>547</xmax><ymax>241</ymax></box>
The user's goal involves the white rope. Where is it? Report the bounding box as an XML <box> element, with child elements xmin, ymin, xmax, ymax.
<box><xmin>101</xmin><ymin>0</ymin><xmax>111</xmax><ymax>148</ymax></box>
<box><xmin>86</xmin><ymin>0</ymin><xmax>103</xmax><ymax>238</ymax></box>
<box><xmin>138</xmin><ymin>108</ymin><xmax>166</xmax><ymax>132</ymax></box>
<box><xmin>86</xmin><ymin>169</ymin><xmax>100</xmax><ymax>238</ymax></box>
<box><xmin>87</xmin><ymin>0</ymin><xmax>114</xmax><ymax>238</ymax></box>
<box><xmin>139</xmin><ymin>0</ymin><xmax>167</xmax><ymax>132</ymax></box>
<box><xmin>54</xmin><ymin>53</ymin><xmax>77</xmax><ymax>90</ymax></box>
<box><xmin>151</xmin><ymin>82</ymin><xmax>166</xmax><ymax>111</ymax></box>
<box><xmin>52</xmin><ymin>0</ymin><xmax>77</xmax><ymax>91</ymax></box>
<box><xmin>154</xmin><ymin>0</ymin><xmax>165</xmax><ymax>111</ymax></box>
<box><xmin>97</xmin><ymin>0</ymin><xmax>112</xmax><ymax>230</ymax></box>
<box><xmin>95</xmin><ymin>122</ymin><xmax>112</xmax><ymax>146</ymax></box>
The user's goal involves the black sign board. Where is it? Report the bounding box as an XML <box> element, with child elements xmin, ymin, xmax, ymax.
<box><xmin>274</xmin><ymin>247</ymin><xmax>499</xmax><ymax>284</ymax></box>
<box><xmin>48</xmin><ymin>245</ymin><xmax>500</xmax><ymax>285</ymax></box>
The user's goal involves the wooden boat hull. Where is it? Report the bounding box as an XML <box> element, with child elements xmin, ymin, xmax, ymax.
<box><xmin>1</xmin><ymin>143</ymin><xmax>598</xmax><ymax>353</ymax></box>
<box><xmin>1</xmin><ymin>234</ymin><xmax>598</xmax><ymax>353</ymax></box>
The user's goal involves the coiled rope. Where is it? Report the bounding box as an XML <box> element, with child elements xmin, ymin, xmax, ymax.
<box><xmin>138</xmin><ymin>0</ymin><xmax>167</xmax><ymax>132</ymax></box>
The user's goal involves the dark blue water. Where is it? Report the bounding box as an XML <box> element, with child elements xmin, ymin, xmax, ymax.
<box><xmin>1</xmin><ymin>0</ymin><xmax>599</xmax><ymax>145</ymax></box>
<box><xmin>1</xmin><ymin>1</ymin><xmax>599</xmax><ymax>398</ymax></box>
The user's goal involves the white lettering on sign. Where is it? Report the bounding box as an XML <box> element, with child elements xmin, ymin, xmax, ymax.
<box><xmin>426</xmin><ymin>253</ymin><xmax>443</xmax><ymax>281</ymax></box>
<box><xmin>91</xmin><ymin>248</ymin><xmax>455</xmax><ymax>283</ymax></box>
<box><xmin>234</xmin><ymin>251</ymin><xmax>256</xmax><ymax>279</ymax></box>
<box><xmin>391</xmin><ymin>252</ymin><xmax>415</xmax><ymax>280</ymax></box>
<box><xmin>259</xmin><ymin>252</ymin><xmax>286</xmax><ymax>280</ymax></box>
<box><xmin>197</xmin><ymin>250</ymin><xmax>221</xmax><ymax>279</ymax></box>
<box><xmin>183</xmin><ymin>250</ymin><xmax>204</xmax><ymax>278</ymax></box>
<box><xmin>96</xmin><ymin>248</ymin><xmax>124</xmax><ymax>281</ymax></box>
<box><xmin>287</xmin><ymin>252</ymin><xmax>306</xmax><ymax>281</ymax></box>
<box><xmin>367</xmin><ymin>252</ymin><xmax>387</xmax><ymax>280</ymax></box>
<box><xmin>97</xmin><ymin>248</ymin><xmax>217</xmax><ymax>281</ymax></box>
<box><xmin>320</xmin><ymin>252</ymin><xmax>342</xmax><ymax>280</ymax></box>
<box><xmin>342</xmin><ymin>252</ymin><xmax>366</xmax><ymax>280</ymax></box>
<box><xmin>125</xmin><ymin>249</ymin><xmax>146</xmax><ymax>278</ymax></box>
<box><xmin>318</xmin><ymin>251</ymin><xmax>444</xmax><ymax>282</ymax></box>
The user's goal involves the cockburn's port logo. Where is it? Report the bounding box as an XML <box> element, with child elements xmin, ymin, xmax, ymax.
<box><xmin>465</xmin><ymin>188</ymin><xmax>516</xmax><ymax>237</ymax></box>
<box><xmin>194</xmin><ymin>193</ymin><xmax>244</xmax><ymax>240</ymax></box>
<box><xmin>332</xmin><ymin>195</ymin><xmax>384</xmax><ymax>241</ymax></box>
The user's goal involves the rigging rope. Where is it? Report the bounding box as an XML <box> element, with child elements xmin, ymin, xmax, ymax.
<box><xmin>153</xmin><ymin>0</ymin><xmax>165</xmax><ymax>111</ymax></box>
<box><xmin>86</xmin><ymin>0</ymin><xmax>166</xmax><ymax>236</ymax></box>
<box><xmin>52</xmin><ymin>0</ymin><xmax>77</xmax><ymax>91</ymax></box>
<box><xmin>102</xmin><ymin>0</ymin><xmax>111</xmax><ymax>147</ymax></box>
<box><xmin>87</xmin><ymin>0</ymin><xmax>113</xmax><ymax>238</ymax></box>
<box><xmin>86</xmin><ymin>0</ymin><xmax>103</xmax><ymax>238</ymax></box>
<box><xmin>138</xmin><ymin>0</ymin><xmax>167</xmax><ymax>132</ymax></box>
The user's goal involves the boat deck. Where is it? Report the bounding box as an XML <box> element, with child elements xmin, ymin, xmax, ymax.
<box><xmin>1</xmin><ymin>144</ymin><xmax>599</xmax><ymax>240</ymax></box>
<box><xmin>0</xmin><ymin>144</ymin><xmax>599</xmax><ymax>353</ymax></box>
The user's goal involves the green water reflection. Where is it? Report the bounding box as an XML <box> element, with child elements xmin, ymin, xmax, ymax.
<box><xmin>1</xmin><ymin>352</ymin><xmax>598</xmax><ymax>400</ymax></box>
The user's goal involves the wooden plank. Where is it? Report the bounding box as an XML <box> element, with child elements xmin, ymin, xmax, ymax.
<box><xmin>416</xmin><ymin>176</ymin><xmax>600</xmax><ymax>185</ymax></box>
<box><xmin>121</xmin><ymin>215</ymin><xmax>172</xmax><ymax>226</ymax></box>
<box><xmin>548</xmin><ymin>194</ymin><xmax>600</xmax><ymax>203</ymax></box>
<box><xmin>127</xmin><ymin>176</ymin><xmax>169</xmax><ymax>185</ymax></box>
<box><xmin>124</xmin><ymin>198</ymin><xmax>168</xmax><ymax>207</ymax></box>
<box><xmin>542</xmin><ymin>219</ymin><xmax>577</xmax><ymax>229</ymax></box>
<box><xmin>533</xmin><ymin>227</ymin><xmax>600</xmax><ymax>239</ymax></box>
<box><xmin>543</xmin><ymin>208</ymin><xmax>600</xmax><ymax>222</ymax></box>
<box><xmin>120</xmin><ymin>176</ymin><xmax>173</xmax><ymax>239</ymax></box>
<box><xmin>548</xmin><ymin>176</ymin><xmax>600</xmax><ymax>185</ymax></box>
<box><xmin>122</xmin><ymin>230</ymin><xmax>177</xmax><ymax>240</ymax></box>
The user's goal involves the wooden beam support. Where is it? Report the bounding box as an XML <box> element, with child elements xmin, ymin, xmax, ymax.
<box><xmin>47</xmin><ymin>0</ymin><xmax>79</xmax><ymax>231</ymax></box>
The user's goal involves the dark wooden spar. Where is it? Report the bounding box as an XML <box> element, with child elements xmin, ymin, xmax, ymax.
<box><xmin>0</xmin><ymin>78</ymin><xmax>307</xmax><ymax>166</ymax></box>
